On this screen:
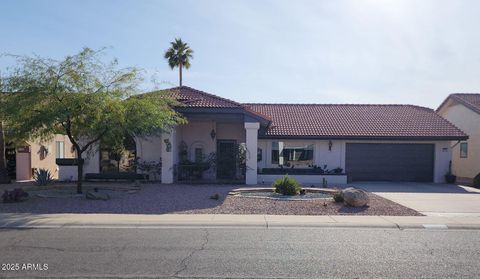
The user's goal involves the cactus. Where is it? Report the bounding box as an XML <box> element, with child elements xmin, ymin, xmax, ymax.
<box><xmin>34</xmin><ymin>168</ymin><xmax>53</xmax><ymax>186</ymax></box>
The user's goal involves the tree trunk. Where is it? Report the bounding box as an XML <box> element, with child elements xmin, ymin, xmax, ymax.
<box><xmin>179</xmin><ymin>64</ymin><xmax>182</xmax><ymax>87</ymax></box>
<box><xmin>0</xmin><ymin>121</ymin><xmax>11</xmax><ymax>184</ymax></box>
<box><xmin>76</xmin><ymin>152</ymin><xmax>84</xmax><ymax>194</ymax></box>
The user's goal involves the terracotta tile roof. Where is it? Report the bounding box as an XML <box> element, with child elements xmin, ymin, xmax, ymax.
<box><xmin>438</xmin><ymin>93</ymin><xmax>480</xmax><ymax>115</ymax></box>
<box><xmin>155</xmin><ymin>86</ymin><xmax>243</xmax><ymax>108</ymax></box>
<box><xmin>245</xmin><ymin>104</ymin><xmax>467</xmax><ymax>140</ymax></box>
<box><xmin>140</xmin><ymin>87</ymin><xmax>466</xmax><ymax>140</ymax></box>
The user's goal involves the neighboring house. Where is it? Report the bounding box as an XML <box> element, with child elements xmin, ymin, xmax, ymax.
<box><xmin>54</xmin><ymin>86</ymin><xmax>466</xmax><ymax>185</ymax></box>
<box><xmin>7</xmin><ymin>134</ymin><xmax>76</xmax><ymax>181</ymax></box>
<box><xmin>437</xmin><ymin>93</ymin><xmax>480</xmax><ymax>184</ymax></box>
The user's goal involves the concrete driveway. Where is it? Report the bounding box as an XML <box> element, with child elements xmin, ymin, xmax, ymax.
<box><xmin>354</xmin><ymin>182</ymin><xmax>480</xmax><ymax>216</ymax></box>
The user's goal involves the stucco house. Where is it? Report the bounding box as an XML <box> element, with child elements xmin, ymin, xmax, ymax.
<box><xmin>51</xmin><ymin>86</ymin><xmax>466</xmax><ymax>185</ymax></box>
<box><xmin>6</xmin><ymin>134</ymin><xmax>75</xmax><ymax>181</ymax></box>
<box><xmin>437</xmin><ymin>93</ymin><xmax>480</xmax><ymax>185</ymax></box>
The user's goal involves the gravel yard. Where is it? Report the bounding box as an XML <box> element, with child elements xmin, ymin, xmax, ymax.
<box><xmin>0</xmin><ymin>183</ymin><xmax>422</xmax><ymax>216</ymax></box>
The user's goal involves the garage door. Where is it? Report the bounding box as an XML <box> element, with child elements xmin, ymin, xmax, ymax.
<box><xmin>346</xmin><ymin>143</ymin><xmax>434</xmax><ymax>182</ymax></box>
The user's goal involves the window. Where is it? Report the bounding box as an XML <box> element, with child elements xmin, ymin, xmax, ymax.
<box><xmin>195</xmin><ymin>148</ymin><xmax>203</xmax><ymax>163</ymax></box>
<box><xmin>460</xmin><ymin>142</ymin><xmax>468</xmax><ymax>158</ymax></box>
<box><xmin>55</xmin><ymin>141</ymin><xmax>65</xmax><ymax>159</ymax></box>
<box><xmin>271</xmin><ymin>141</ymin><xmax>314</xmax><ymax>167</ymax></box>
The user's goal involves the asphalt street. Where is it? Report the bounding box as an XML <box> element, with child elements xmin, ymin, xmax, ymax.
<box><xmin>0</xmin><ymin>227</ymin><xmax>479</xmax><ymax>278</ymax></box>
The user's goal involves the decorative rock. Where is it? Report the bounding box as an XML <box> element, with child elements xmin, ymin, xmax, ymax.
<box><xmin>341</xmin><ymin>187</ymin><xmax>369</xmax><ymax>207</ymax></box>
<box><xmin>86</xmin><ymin>191</ymin><xmax>110</xmax><ymax>201</ymax></box>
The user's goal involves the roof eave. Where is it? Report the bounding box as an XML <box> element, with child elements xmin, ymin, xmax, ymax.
<box><xmin>258</xmin><ymin>135</ymin><xmax>469</xmax><ymax>141</ymax></box>
<box><xmin>437</xmin><ymin>94</ymin><xmax>480</xmax><ymax>115</ymax></box>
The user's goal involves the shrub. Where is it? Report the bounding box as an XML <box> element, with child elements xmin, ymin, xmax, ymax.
<box><xmin>34</xmin><ymin>168</ymin><xmax>53</xmax><ymax>186</ymax></box>
<box><xmin>2</xmin><ymin>189</ymin><xmax>29</xmax><ymax>203</ymax></box>
<box><xmin>332</xmin><ymin>167</ymin><xmax>343</xmax><ymax>174</ymax></box>
<box><xmin>474</xmin><ymin>173</ymin><xmax>480</xmax><ymax>188</ymax></box>
<box><xmin>333</xmin><ymin>191</ymin><xmax>344</xmax><ymax>203</ymax></box>
<box><xmin>273</xmin><ymin>175</ymin><xmax>301</xmax><ymax>196</ymax></box>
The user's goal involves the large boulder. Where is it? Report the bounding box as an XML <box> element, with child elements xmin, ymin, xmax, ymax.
<box><xmin>341</xmin><ymin>187</ymin><xmax>369</xmax><ymax>207</ymax></box>
<box><xmin>86</xmin><ymin>191</ymin><xmax>110</xmax><ymax>201</ymax></box>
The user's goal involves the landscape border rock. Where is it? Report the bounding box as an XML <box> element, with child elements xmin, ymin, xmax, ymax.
<box><xmin>341</xmin><ymin>187</ymin><xmax>369</xmax><ymax>207</ymax></box>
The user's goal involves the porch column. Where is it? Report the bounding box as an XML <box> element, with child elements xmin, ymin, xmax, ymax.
<box><xmin>245</xmin><ymin>122</ymin><xmax>260</xmax><ymax>185</ymax></box>
<box><xmin>161</xmin><ymin>130</ymin><xmax>176</xmax><ymax>184</ymax></box>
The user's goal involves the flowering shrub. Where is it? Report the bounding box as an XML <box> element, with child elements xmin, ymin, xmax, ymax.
<box><xmin>2</xmin><ymin>188</ymin><xmax>29</xmax><ymax>203</ymax></box>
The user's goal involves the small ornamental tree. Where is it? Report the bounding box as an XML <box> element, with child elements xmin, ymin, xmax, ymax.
<box><xmin>0</xmin><ymin>121</ymin><xmax>10</xmax><ymax>184</ymax></box>
<box><xmin>1</xmin><ymin>48</ymin><xmax>185</xmax><ymax>193</ymax></box>
<box><xmin>0</xmin><ymin>77</ymin><xmax>11</xmax><ymax>184</ymax></box>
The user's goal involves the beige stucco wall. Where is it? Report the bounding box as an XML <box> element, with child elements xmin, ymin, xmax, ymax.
<box><xmin>16</xmin><ymin>134</ymin><xmax>75</xmax><ymax>180</ymax></box>
<box><xmin>175</xmin><ymin>120</ymin><xmax>247</xmax><ymax>180</ymax></box>
<box><xmin>133</xmin><ymin>120</ymin><xmax>248</xmax><ymax>181</ymax></box>
<box><xmin>439</xmin><ymin>102</ymin><xmax>480</xmax><ymax>179</ymax></box>
<box><xmin>135</xmin><ymin>135</ymin><xmax>162</xmax><ymax>163</ymax></box>
<box><xmin>177</xmin><ymin>121</ymin><xmax>217</xmax><ymax>162</ymax></box>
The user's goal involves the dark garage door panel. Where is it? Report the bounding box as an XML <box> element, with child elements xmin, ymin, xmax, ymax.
<box><xmin>346</xmin><ymin>143</ymin><xmax>434</xmax><ymax>182</ymax></box>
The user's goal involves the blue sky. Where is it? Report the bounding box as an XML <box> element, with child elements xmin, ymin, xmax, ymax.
<box><xmin>1</xmin><ymin>0</ymin><xmax>479</xmax><ymax>108</ymax></box>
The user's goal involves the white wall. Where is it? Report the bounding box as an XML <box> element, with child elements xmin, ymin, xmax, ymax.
<box><xmin>434</xmin><ymin>141</ymin><xmax>452</xmax><ymax>183</ymax></box>
<box><xmin>82</xmin><ymin>144</ymin><xmax>100</xmax><ymax>175</ymax></box>
<box><xmin>344</xmin><ymin>140</ymin><xmax>452</xmax><ymax>183</ymax></box>
<box><xmin>258</xmin><ymin>139</ymin><xmax>452</xmax><ymax>183</ymax></box>
<box><xmin>258</xmin><ymin>174</ymin><xmax>347</xmax><ymax>185</ymax></box>
<box><xmin>257</xmin><ymin>139</ymin><xmax>344</xmax><ymax>171</ymax></box>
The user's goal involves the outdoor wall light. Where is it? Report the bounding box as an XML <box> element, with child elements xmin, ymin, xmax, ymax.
<box><xmin>328</xmin><ymin>140</ymin><xmax>333</xmax><ymax>151</ymax></box>
<box><xmin>164</xmin><ymin>139</ymin><xmax>171</xmax><ymax>152</ymax></box>
<box><xmin>210</xmin><ymin>129</ymin><xmax>216</xmax><ymax>141</ymax></box>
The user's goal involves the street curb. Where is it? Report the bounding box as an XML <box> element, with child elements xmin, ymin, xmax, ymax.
<box><xmin>1</xmin><ymin>222</ymin><xmax>479</xmax><ymax>230</ymax></box>
<box><xmin>1</xmin><ymin>213</ymin><xmax>480</xmax><ymax>230</ymax></box>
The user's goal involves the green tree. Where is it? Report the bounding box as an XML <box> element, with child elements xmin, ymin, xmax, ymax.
<box><xmin>164</xmin><ymin>38</ymin><xmax>193</xmax><ymax>86</ymax></box>
<box><xmin>1</xmin><ymin>48</ymin><xmax>185</xmax><ymax>193</ymax></box>
<box><xmin>0</xmin><ymin>121</ymin><xmax>10</xmax><ymax>184</ymax></box>
<box><xmin>0</xmin><ymin>76</ymin><xmax>11</xmax><ymax>184</ymax></box>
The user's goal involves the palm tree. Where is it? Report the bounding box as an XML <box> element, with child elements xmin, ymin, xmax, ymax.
<box><xmin>164</xmin><ymin>38</ymin><xmax>193</xmax><ymax>86</ymax></box>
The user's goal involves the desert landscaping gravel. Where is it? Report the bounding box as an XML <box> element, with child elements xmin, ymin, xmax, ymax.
<box><xmin>0</xmin><ymin>183</ymin><xmax>422</xmax><ymax>216</ymax></box>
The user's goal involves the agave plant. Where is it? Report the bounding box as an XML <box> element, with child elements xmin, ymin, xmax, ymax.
<box><xmin>34</xmin><ymin>168</ymin><xmax>53</xmax><ymax>186</ymax></box>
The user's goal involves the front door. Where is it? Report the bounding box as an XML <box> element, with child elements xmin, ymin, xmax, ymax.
<box><xmin>5</xmin><ymin>146</ymin><xmax>16</xmax><ymax>179</ymax></box>
<box><xmin>216</xmin><ymin>140</ymin><xmax>237</xmax><ymax>179</ymax></box>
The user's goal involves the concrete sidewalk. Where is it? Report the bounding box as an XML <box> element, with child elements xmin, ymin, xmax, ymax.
<box><xmin>1</xmin><ymin>213</ymin><xmax>480</xmax><ymax>230</ymax></box>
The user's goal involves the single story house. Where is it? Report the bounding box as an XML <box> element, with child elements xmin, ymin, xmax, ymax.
<box><xmin>437</xmin><ymin>93</ymin><xmax>480</xmax><ymax>185</ymax></box>
<box><xmin>14</xmin><ymin>86</ymin><xmax>467</xmax><ymax>185</ymax></box>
